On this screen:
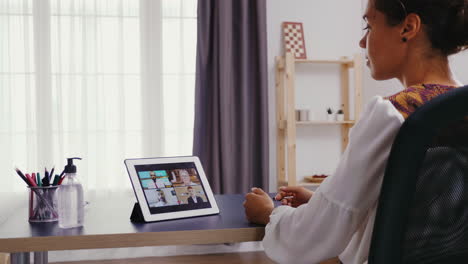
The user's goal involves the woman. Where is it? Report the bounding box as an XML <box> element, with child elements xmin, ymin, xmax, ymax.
<box><xmin>243</xmin><ymin>0</ymin><xmax>467</xmax><ymax>263</ymax></box>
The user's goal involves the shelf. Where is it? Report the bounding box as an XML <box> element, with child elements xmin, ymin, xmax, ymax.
<box><xmin>276</xmin><ymin>53</ymin><xmax>363</xmax><ymax>187</ymax></box>
<box><xmin>296</xmin><ymin>120</ymin><xmax>356</xmax><ymax>125</ymax></box>
<box><xmin>295</xmin><ymin>59</ymin><xmax>353</xmax><ymax>65</ymax></box>
<box><xmin>299</xmin><ymin>181</ymin><xmax>322</xmax><ymax>188</ymax></box>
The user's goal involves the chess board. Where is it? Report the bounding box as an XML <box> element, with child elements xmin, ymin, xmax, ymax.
<box><xmin>282</xmin><ymin>22</ymin><xmax>307</xmax><ymax>59</ymax></box>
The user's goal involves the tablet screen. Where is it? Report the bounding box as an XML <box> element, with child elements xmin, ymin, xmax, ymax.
<box><xmin>135</xmin><ymin>162</ymin><xmax>212</xmax><ymax>214</ymax></box>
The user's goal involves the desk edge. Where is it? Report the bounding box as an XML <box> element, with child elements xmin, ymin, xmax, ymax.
<box><xmin>0</xmin><ymin>227</ymin><xmax>265</xmax><ymax>253</ymax></box>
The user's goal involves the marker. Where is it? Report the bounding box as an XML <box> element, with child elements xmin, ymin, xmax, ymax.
<box><xmin>36</xmin><ymin>173</ymin><xmax>42</xmax><ymax>187</ymax></box>
<box><xmin>42</xmin><ymin>175</ymin><xmax>50</xmax><ymax>186</ymax></box>
<box><xmin>31</xmin><ymin>173</ymin><xmax>37</xmax><ymax>185</ymax></box>
<box><xmin>25</xmin><ymin>174</ymin><xmax>38</xmax><ymax>187</ymax></box>
<box><xmin>57</xmin><ymin>175</ymin><xmax>65</xmax><ymax>185</ymax></box>
<box><xmin>57</xmin><ymin>169</ymin><xmax>66</xmax><ymax>185</ymax></box>
<box><xmin>52</xmin><ymin>174</ymin><xmax>60</xmax><ymax>186</ymax></box>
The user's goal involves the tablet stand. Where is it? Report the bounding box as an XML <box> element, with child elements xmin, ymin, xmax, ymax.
<box><xmin>130</xmin><ymin>202</ymin><xmax>146</xmax><ymax>222</ymax></box>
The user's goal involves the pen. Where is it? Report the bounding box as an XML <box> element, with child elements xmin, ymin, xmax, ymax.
<box><xmin>42</xmin><ymin>168</ymin><xmax>50</xmax><ymax>186</ymax></box>
<box><xmin>272</xmin><ymin>195</ymin><xmax>294</xmax><ymax>201</ymax></box>
<box><xmin>49</xmin><ymin>167</ymin><xmax>55</xmax><ymax>181</ymax></box>
<box><xmin>29</xmin><ymin>190</ymin><xmax>34</xmax><ymax>218</ymax></box>
<box><xmin>15</xmin><ymin>168</ymin><xmax>31</xmax><ymax>186</ymax></box>
<box><xmin>25</xmin><ymin>173</ymin><xmax>38</xmax><ymax>217</ymax></box>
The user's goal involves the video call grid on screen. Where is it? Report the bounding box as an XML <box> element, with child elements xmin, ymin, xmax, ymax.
<box><xmin>135</xmin><ymin>162</ymin><xmax>212</xmax><ymax>214</ymax></box>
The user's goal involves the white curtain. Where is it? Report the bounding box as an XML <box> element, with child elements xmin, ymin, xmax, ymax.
<box><xmin>0</xmin><ymin>0</ymin><xmax>197</xmax><ymax>194</ymax></box>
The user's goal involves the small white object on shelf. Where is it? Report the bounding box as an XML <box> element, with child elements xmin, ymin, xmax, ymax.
<box><xmin>336</xmin><ymin>114</ymin><xmax>344</xmax><ymax>122</ymax></box>
<box><xmin>309</xmin><ymin>111</ymin><xmax>316</xmax><ymax>121</ymax></box>
<box><xmin>336</xmin><ymin>109</ymin><xmax>344</xmax><ymax>121</ymax></box>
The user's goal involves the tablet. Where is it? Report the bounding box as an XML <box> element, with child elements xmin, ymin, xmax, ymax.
<box><xmin>125</xmin><ymin>156</ymin><xmax>219</xmax><ymax>222</ymax></box>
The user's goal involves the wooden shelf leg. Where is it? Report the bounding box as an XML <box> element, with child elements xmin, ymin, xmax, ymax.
<box><xmin>276</xmin><ymin>56</ymin><xmax>286</xmax><ymax>189</ymax></box>
<box><xmin>285</xmin><ymin>53</ymin><xmax>297</xmax><ymax>186</ymax></box>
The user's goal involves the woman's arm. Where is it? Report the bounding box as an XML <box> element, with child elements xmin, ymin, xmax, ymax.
<box><xmin>262</xmin><ymin>97</ymin><xmax>404</xmax><ymax>263</ymax></box>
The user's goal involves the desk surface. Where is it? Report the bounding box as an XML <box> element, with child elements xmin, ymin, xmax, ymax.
<box><xmin>0</xmin><ymin>194</ymin><xmax>265</xmax><ymax>253</ymax></box>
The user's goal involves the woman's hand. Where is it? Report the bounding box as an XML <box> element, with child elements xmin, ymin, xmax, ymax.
<box><xmin>243</xmin><ymin>187</ymin><xmax>274</xmax><ymax>225</ymax></box>
<box><xmin>274</xmin><ymin>186</ymin><xmax>313</xmax><ymax>208</ymax></box>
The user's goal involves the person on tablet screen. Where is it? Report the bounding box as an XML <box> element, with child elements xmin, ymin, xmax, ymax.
<box><xmin>187</xmin><ymin>186</ymin><xmax>203</xmax><ymax>204</ymax></box>
<box><xmin>180</xmin><ymin>169</ymin><xmax>197</xmax><ymax>186</ymax></box>
<box><xmin>150</xmin><ymin>171</ymin><xmax>158</xmax><ymax>184</ymax></box>
<box><xmin>154</xmin><ymin>190</ymin><xmax>167</xmax><ymax>207</ymax></box>
<box><xmin>144</xmin><ymin>171</ymin><xmax>157</xmax><ymax>189</ymax></box>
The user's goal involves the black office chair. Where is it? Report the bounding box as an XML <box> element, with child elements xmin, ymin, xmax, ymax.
<box><xmin>368</xmin><ymin>85</ymin><xmax>468</xmax><ymax>264</ymax></box>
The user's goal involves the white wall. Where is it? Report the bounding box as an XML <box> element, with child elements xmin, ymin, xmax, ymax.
<box><xmin>266</xmin><ymin>0</ymin><xmax>364</xmax><ymax>191</ymax></box>
<box><xmin>267</xmin><ymin>0</ymin><xmax>468</xmax><ymax>192</ymax></box>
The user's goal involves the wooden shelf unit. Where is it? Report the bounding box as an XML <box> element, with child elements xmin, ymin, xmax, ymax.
<box><xmin>276</xmin><ymin>53</ymin><xmax>363</xmax><ymax>188</ymax></box>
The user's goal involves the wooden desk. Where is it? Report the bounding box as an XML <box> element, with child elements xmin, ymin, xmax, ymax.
<box><xmin>0</xmin><ymin>194</ymin><xmax>265</xmax><ymax>264</ymax></box>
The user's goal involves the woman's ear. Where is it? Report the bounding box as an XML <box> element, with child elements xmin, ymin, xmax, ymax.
<box><xmin>401</xmin><ymin>13</ymin><xmax>422</xmax><ymax>41</ymax></box>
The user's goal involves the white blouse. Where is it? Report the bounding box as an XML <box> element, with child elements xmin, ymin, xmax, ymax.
<box><xmin>263</xmin><ymin>96</ymin><xmax>405</xmax><ymax>264</ymax></box>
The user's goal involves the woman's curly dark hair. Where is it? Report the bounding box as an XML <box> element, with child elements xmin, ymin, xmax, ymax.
<box><xmin>374</xmin><ymin>0</ymin><xmax>468</xmax><ymax>56</ymax></box>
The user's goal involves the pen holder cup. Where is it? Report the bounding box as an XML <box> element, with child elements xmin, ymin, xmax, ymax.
<box><xmin>28</xmin><ymin>186</ymin><xmax>59</xmax><ymax>223</ymax></box>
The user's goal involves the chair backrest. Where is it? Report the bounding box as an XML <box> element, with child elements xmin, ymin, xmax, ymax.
<box><xmin>368</xmin><ymin>85</ymin><xmax>468</xmax><ymax>264</ymax></box>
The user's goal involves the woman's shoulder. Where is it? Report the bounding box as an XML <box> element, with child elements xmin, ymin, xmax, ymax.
<box><xmin>361</xmin><ymin>95</ymin><xmax>403</xmax><ymax>120</ymax></box>
<box><xmin>384</xmin><ymin>84</ymin><xmax>457</xmax><ymax>119</ymax></box>
<box><xmin>352</xmin><ymin>95</ymin><xmax>404</xmax><ymax>135</ymax></box>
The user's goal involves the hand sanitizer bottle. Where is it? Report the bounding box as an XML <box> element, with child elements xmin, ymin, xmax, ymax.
<box><xmin>58</xmin><ymin>157</ymin><xmax>84</xmax><ymax>228</ymax></box>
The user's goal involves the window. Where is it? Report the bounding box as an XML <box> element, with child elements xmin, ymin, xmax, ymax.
<box><xmin>162</xmin><ymin>0</ymin><xmax>197</xmax><ymax>156</ymax></box>
<box><xmin>0</xmin><ymin>0</ymin><xmax>197</xmax><ymax>192</ymax></box>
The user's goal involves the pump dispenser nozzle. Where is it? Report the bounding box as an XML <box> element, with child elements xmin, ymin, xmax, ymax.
<box><xmin>64</xmin><ymin>157</ymin><xmax>82</xmax><ymax>173</ymax></box>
